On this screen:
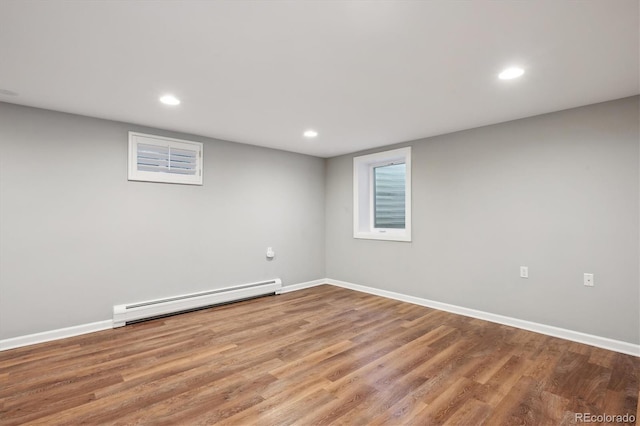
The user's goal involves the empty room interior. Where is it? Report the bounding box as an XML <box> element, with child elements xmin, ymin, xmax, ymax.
<box><xmin>0</xmin><ymin>1</ymin><xmax>639</xmax><ymax>425</ymax></box>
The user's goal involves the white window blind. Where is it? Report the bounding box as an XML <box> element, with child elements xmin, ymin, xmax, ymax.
<box><xmin>373</xmin><ymin>163</ymin><xmax>406</xmax><ymax>229</ymax></box>
<box><xmin>128</xmin><ymin>132</ymin><xmax>203</xmax><ymax>185</ymax></box>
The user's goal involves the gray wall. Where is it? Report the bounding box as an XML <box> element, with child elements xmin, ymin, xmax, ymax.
<box><xmin>325</xmin><ymin>96</ymin><xmax>639</xmax><ymax>344</ymax></box>
<box><xmin>0</xmin><ymin>102</ymin><xmax>325</xmax><ymax>339</ymax></box>
<box><xmin>2</xmin><ymin>97</ymin><xmax>638</xmax><ymax>345</ymax></box>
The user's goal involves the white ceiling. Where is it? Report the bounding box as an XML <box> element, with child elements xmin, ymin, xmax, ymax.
<box><xmin>1</xmin><ymin>1</ymin><xmax>638</xmax><ymax>158</ymax></box>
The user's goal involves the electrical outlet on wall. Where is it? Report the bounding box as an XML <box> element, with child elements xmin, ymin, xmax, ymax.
<box><xmin>520</xmin><ymin>266</ymin><xmax>529</xmax><ymax>278</ymax></box>
<box><xmin>584</xmin><ymin>273</ymin><xmax>594</xmax><ymax>287</ymax></box>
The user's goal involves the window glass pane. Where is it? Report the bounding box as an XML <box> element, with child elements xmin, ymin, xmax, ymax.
<box><xmin>373</xmin><ymin>163</ymin><xmax>405</xmax><ymax>229</ymax></box>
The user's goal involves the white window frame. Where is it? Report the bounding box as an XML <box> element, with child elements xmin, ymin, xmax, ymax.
<box><xmin>128</xmin><ymin>132</ymin><xmax>203</xmax><ymax>185</ymax></box>
<box><xmin>353</xmin><ymin>146</ymin><xmax>412</xmax><ymax>242</ymax></box>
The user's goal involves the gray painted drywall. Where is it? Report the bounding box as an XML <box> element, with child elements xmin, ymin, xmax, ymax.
<box><xmin>1</xmin><ymin>96</ymin><xmax>638</xmax><ymax>345</ymax></box>
<box><xmin>0</xmin><ymin>102</ymin><xmax>325</xmax><ymax>339</ymax></box>
<box><xmin>325</xmin><ymin>96</ymin><xmax>640</xmax><ymax>344</ymax></box>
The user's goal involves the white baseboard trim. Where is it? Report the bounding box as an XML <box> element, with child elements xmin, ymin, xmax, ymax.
<box><xmin>1</xmin><ymin>279</ymin><xmax>314</xmax><ymax>352</ymax></box>
<box><xmin>1</xmin><ymin>279</ymin><xmax>316</xmax><ymax>351</ymax></box>
<box><xmin>2</xmin><ymin>279</ymin><xmax>637</xmax><ymax>357</ymax></box>
<box><xmin>280</xmin><ymin>279</ymin><xmax>327</xmax><ymax>294</ymax></box>
<box><xmin>0</xmin><ymin>320</ymin><xmax>113</xmax><ymax>352</ymax></box>
<box><xmin>319</xmin><ymin>278</ymin><xmax>639</xmax><ymax>357</ymax></box>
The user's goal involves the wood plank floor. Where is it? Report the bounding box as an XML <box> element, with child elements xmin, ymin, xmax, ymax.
<box><xmin>0</xmin><ymin>285</ymin><xmax>638</xmax><ymax>425</ymax></box>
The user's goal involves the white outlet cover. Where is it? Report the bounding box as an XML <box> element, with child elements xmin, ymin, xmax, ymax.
<box><xmin>584</xmin><ymin>273</ymin><xmax>594</xmax><ymax>287</ymax></box>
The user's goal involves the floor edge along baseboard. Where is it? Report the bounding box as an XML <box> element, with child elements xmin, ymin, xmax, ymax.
<box><xmin>324</xmin><ymin>278</ymin><xmax>640</xmax><ymax>357</ymax></box>
<box><xmin>0</xmin><ymin>320</ymin><xmax>113</xmax><ymax>351</ymax></box>
<box><xmin>1</xmin><ymin>278</ymin><xmax>638</xmax><ymax>356</ymax></box>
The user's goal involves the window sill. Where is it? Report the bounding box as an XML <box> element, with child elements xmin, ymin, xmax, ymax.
<box><xmin>353</xmin><ymin>231</ymin><xmax>412</xmax><ymax>242</ymax></box>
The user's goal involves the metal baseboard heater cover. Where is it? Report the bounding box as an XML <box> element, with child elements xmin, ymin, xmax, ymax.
<box><xmin>113</xmin><ymin>278</ymin><xmax>282</xmax><ymax>327</ymax></box>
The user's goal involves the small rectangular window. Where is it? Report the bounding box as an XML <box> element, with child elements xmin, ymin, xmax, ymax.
<box><xmin>354</xmin><ymin>147</ymin><xmax>411</xmax><ymax>242</ymax></box>
<box><xmin>128</xmin><ymin>132</ymin><xmax>203</xmax><ymax>185</ymax></box>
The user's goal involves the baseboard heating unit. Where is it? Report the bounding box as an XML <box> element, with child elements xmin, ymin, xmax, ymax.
<box><xmin>113</xmin><ymin>278</ymin><xmax>282</xmax><ymax>327</ymax></box>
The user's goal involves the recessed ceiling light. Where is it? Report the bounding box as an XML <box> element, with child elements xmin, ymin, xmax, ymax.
<box><xmin>303</xmin><ymin>130</ymin><xmax>318</xmax><ymax>138</ymax></box>
<box><xmin>498</xmin><ymin>67</ymin><xmax>525</xmax><ymax>80</ymax></box>
<box><xmin>160</xmin><ymin>94</ymin><xmax>181</xmax><ymax>106</ymax></box>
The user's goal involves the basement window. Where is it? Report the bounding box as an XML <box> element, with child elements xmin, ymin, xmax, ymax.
<box><xmin>128</xmin><ymin>132</ymin><xmax>203</xmax><ymax>185</ymax></box>
<box><xmin>353</xmin><ymin>147</ymin><xmax>412</xmax><ymax>242</ymax></box>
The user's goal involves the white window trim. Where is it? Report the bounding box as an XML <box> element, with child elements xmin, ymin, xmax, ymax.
<box><xmin>128</xmin><ymin>132</ymin><xmax>203</xmax><ymax>185</ymax></box>
<box><xmin>353</xmin><ymin>146</ymin><xmax>412</xmax><ymax>242</ymax></box>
